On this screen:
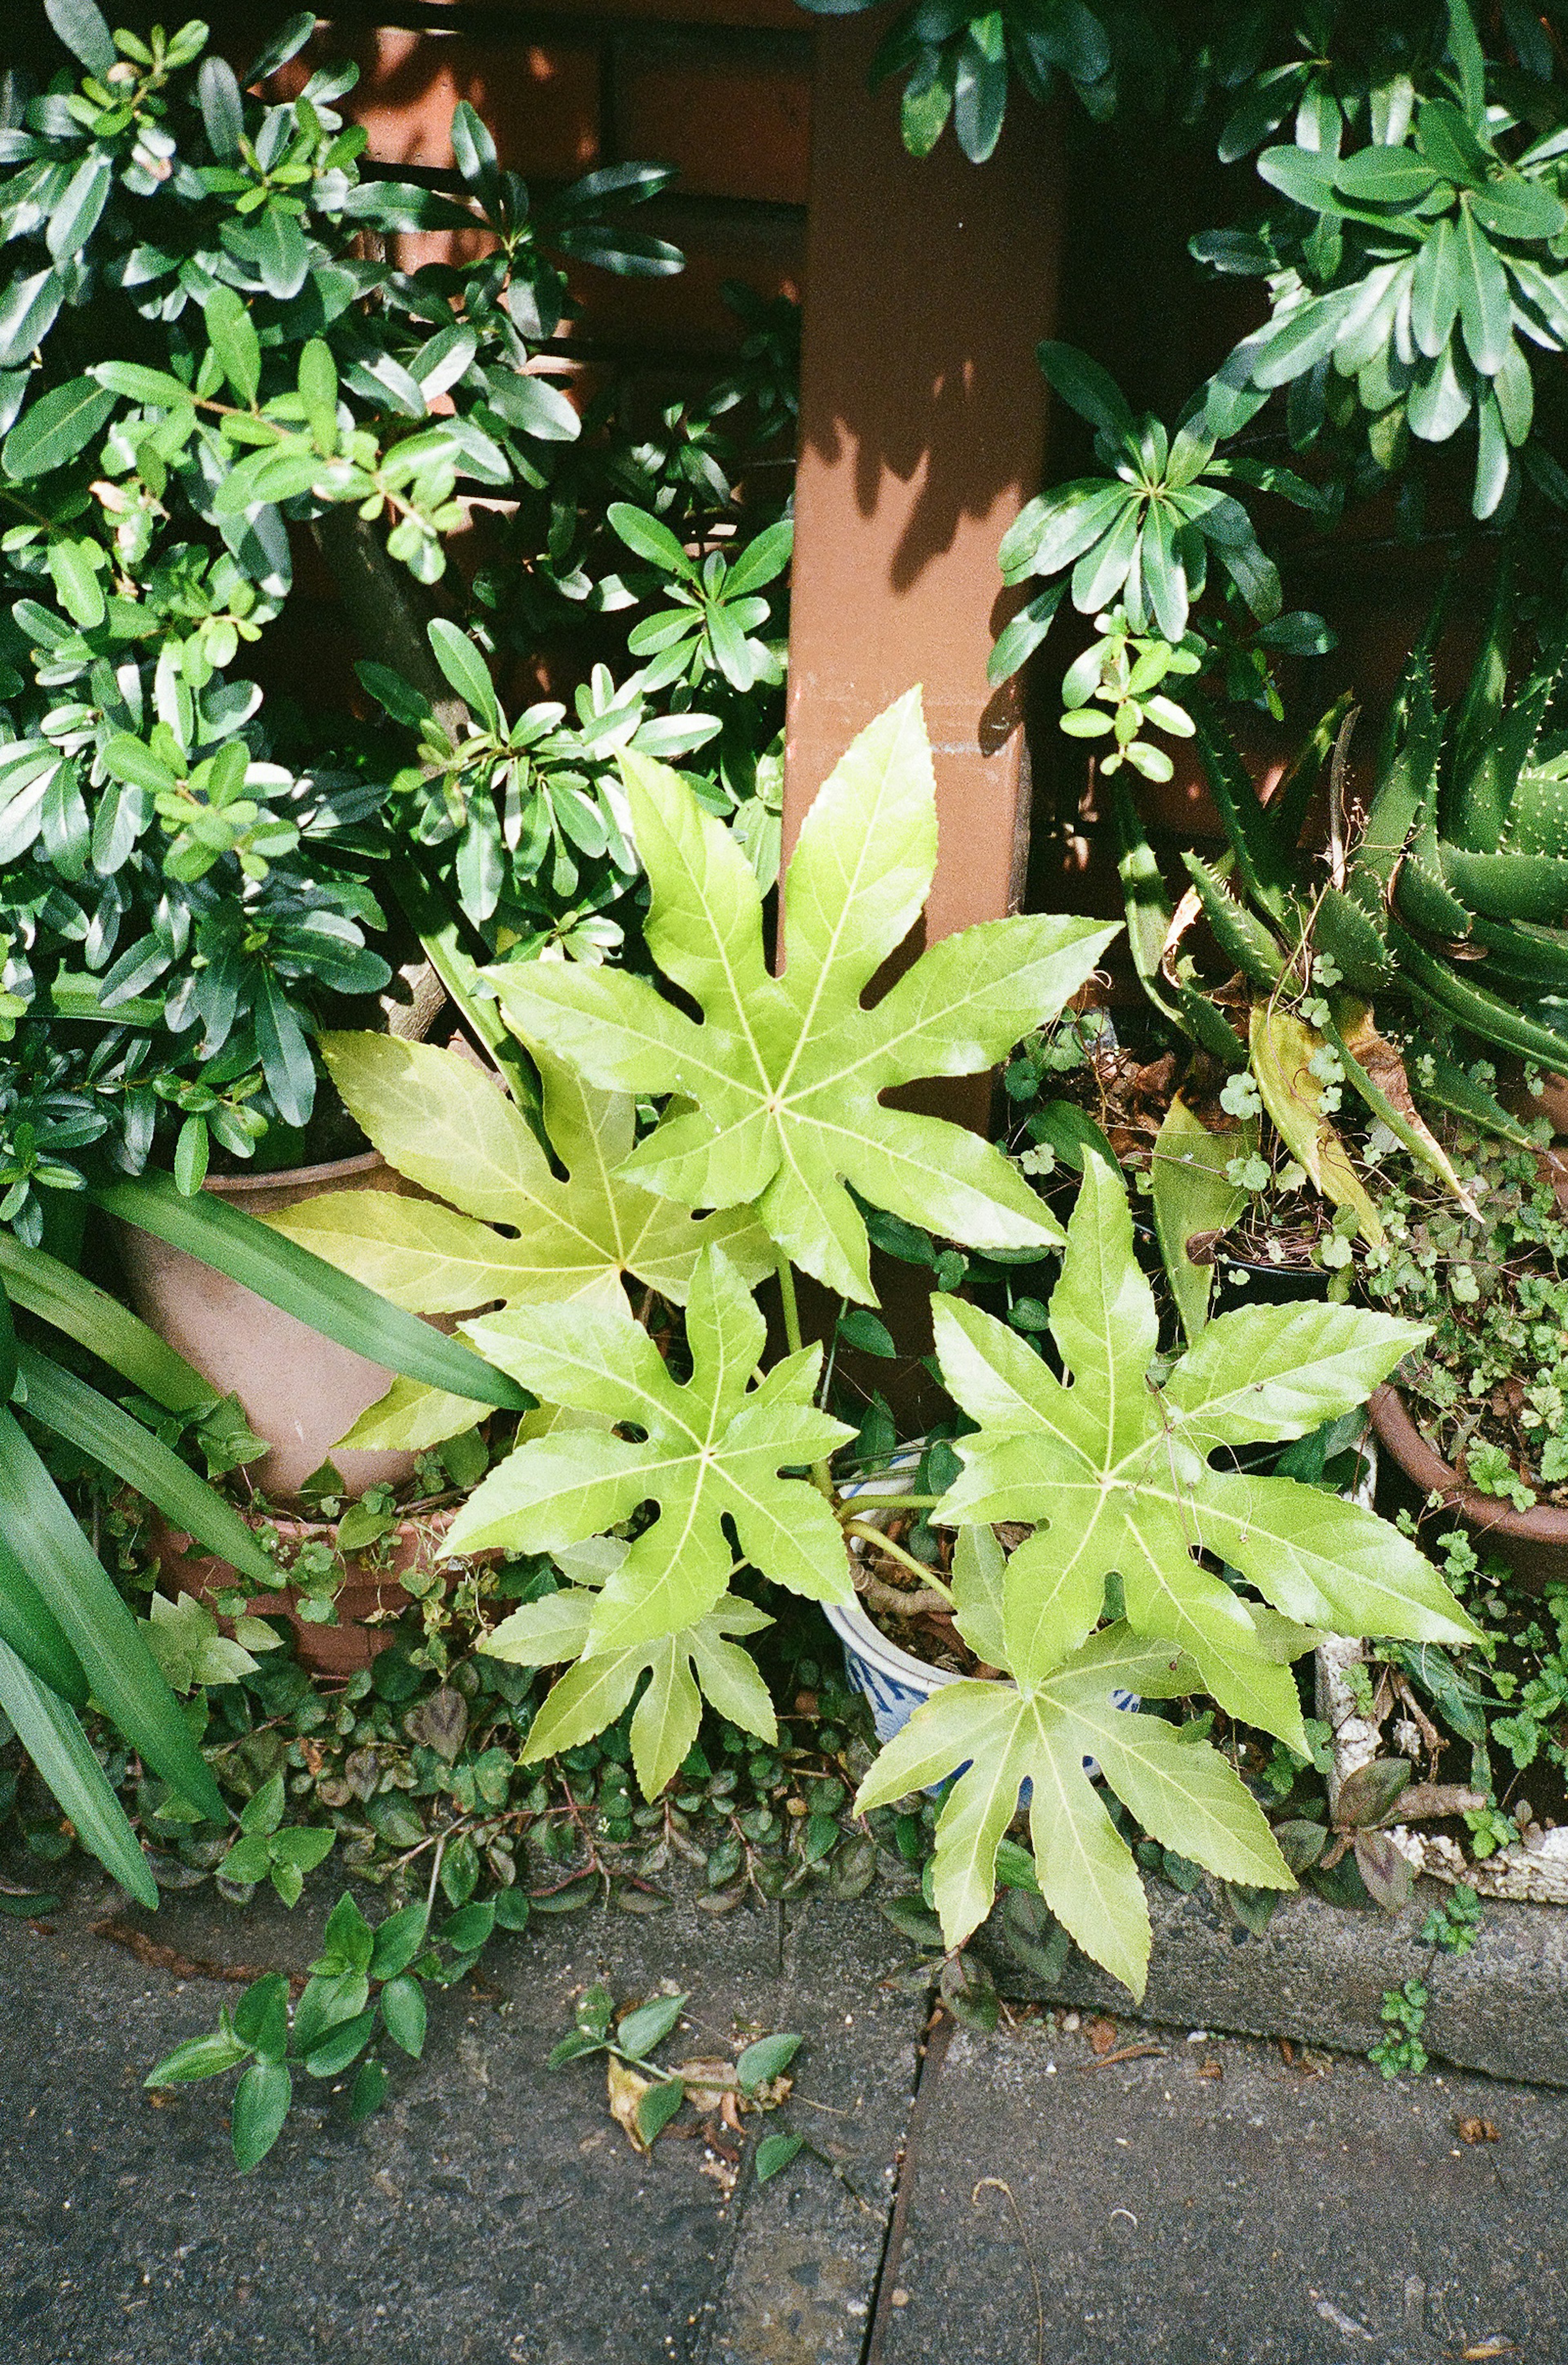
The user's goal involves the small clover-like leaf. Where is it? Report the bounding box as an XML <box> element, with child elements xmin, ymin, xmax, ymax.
<box><xmin>485</xmin><ymin>692</ymin><xmax>1117</xmax><ymax>1302</ymax></box>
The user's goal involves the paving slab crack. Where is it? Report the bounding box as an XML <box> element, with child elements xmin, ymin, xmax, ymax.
<box><xmin>861</xmin><ymin>2008</ymin><xmax>952</xmax><ymax>2365</ymax></box>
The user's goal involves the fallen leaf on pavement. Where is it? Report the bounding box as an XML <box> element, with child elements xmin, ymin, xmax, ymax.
<box><xmin>1457</xmin><ymin>2118</ymin><xmax>1500</xmax><ymax>2145</ymax></box>
<box><xmin>607</xmin><ymin>2056</ymin><xmax>654</xmax><ymax>2152</ymax></box>
<box><xmin>1087</xmin><ymin>2016</ymin><xmax>1119</xmax><ymax>2057</ymax></box>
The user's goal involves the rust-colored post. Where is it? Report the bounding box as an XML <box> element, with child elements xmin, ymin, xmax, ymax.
<box><xmin>782</xmin><ymin>19</ymin><xmax>1064</xmax><ymax>948</ymax></box>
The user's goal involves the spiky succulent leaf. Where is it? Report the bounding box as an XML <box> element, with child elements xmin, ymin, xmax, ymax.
<box><xmin>854</xmin><ymin>1624</ymin><xmax>1291</xmax><ymax>1991</ymax></box>
<box><xmin>443</xmin><ymin>1246</ymin><xmax>853</xmax><ymax>1651</ymax></box>
<box><xmin>931</xmin><ymin>1158</ymin><xmax>1478</xmax><ymax>1748</ymax></box>
<box><xmin>483</xmin><ymin>692</ymin><xmax>1117</xmax><ymax>1302</ymax></box>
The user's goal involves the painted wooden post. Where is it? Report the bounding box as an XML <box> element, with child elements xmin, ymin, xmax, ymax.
<box><xmin>783</xmin><ymin>17</ymin><xmax>1064</xmax><ymax>957</ymax></box>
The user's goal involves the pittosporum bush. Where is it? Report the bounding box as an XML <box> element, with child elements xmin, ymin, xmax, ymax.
<box><xmin>0</xmin><ymin>4</ymin><xmax>795</xmax><ymax>1229</ymax></box>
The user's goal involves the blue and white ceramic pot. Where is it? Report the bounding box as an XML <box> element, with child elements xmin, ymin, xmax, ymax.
<box><xmin>826</xmin><ymin>1452</ymin><xmax>1137</xmax><ymax>1768</ymax></box>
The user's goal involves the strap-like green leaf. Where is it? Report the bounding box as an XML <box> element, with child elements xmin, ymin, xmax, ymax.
<box><xmin>91</xmin><ymin>1173</ymin><xmax>526</xmax><ymax>1411</ymax></box>
<box><xmin>0</xmin><ymin>1409</ymin><xmax>224</xmax><ymax>1821</ymax></box>
<box><xmin>0</xmin><ymin>1637</ymin><xmax>158</xmax><ymax>1909</ymax></box>
<box><xmin>0</xmin><ymin>1232</ymin><xmax>214</xmax><ymax>1413</ymax></box>
<box><xmin>17</xmin><ymin>1347</ymin><xmax>276</xmax><ymax>1586</ymax></box>
<box><xmin>0</xmin><ymin>1531</ymin><xmax>87</xmax><ymax>1706</ymax></box>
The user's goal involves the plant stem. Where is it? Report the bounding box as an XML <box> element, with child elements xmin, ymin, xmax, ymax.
<box><xmin>776</xmin><ymin>1250</ymin><xmax>834</xmax><ymax>1498</ymax></box>
<box><xmin>842</xmin><ymin>1521</ymin><xmax>956</xmax><ymax>1605</ymax></box>
<box><xmin>835</xmin><ymin>1493</ymin><xmax>943</xmax><ymax>1517</ymax></box>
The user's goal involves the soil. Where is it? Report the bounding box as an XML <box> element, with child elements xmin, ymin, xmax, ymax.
<box><xmin>853</xmin><ymin>1518</ymin><xmax>1025</xmax><ymax>1678</ymax></box>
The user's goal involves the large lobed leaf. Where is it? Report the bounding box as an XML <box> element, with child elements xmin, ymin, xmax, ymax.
<box><xmin>855</xmin><ymin>1623</ymin><xmax>1291</xmax><ymax>1994</ymax></box>
<box><xmin>483</xmin><ymin>691</ymin><xmax>1118</xmax><ymax>1302</ymax></box>
<box><xmin>267</xmin><ymin>1033</ymin><xmax>770</xmax><ymax>1448</ymax></box>
<box><xmin>443</xmin><ymin>1247</ymin><xmax>853</xmax><ymax>1652</ymax></box>
<box><xmin>932</xmin><ymin>1157</ymin><xmax>1476</xmax><ymax>1751</ymax></box>
<box><xmin>484</xmin><ymin>1574</ymin><xmax>777</xmax><ymax>1799</ymax></box>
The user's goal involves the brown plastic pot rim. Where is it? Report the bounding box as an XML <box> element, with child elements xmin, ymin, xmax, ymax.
<box><xmin>200</xmin><ymin>1147</ymin><xmax>383</xmax><ymax>1197</ymax></box>
<box><xmin>1368</xmin><ymin>1383</ymin><xmax>1568</xmax><ymax>1546</ymax></box>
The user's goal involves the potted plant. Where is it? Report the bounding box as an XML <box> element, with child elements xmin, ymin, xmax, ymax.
<box><xmin>284</xmin><ymin>689</ymin><xmax>1479</xmax><ymax>1994</ymax></box>
<box><xmin>1360</xmin><ymin>1122</ymin><xmax>1568</xmax><ymax>1589</ymax></box>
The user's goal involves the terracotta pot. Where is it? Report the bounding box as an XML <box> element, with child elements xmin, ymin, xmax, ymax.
<box><xmin>150</xmin><ymin>1502</ymin><xmax>492</xmax><ymax>1675</ymax></box>
<box><xmin>116</xmin><ymin>1150</ymin><xmax>432</xmax><ymax>1502</ymax></box>
<box><xmin>1367</xmin><ymin>1383</ymin><xmax>1568</xmax><ymax>1593</ymax></box>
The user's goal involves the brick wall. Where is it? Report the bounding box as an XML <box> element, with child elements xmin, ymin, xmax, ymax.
<box><xmin>266</xmin><ymin>2</ymin><xmax>812</xmax><ymax>370</ymax></box>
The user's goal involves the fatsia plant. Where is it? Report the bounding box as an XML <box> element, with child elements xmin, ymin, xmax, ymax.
<box><xmin>932</xmin><ymin>1157</ymin><xmax>1475</xmax><ymax>1739</ymax></box>
<box><xmin>483</xmin><ymin>689</ymin><xmax>1116</xmax><ymax>1304</ymax></box>
<box><xmin>854</xmin><ymin>1155</ymin><xmax>1479</xmax><ymax>1990</ymax></box>
<box><xmin>446</xmin><ymin>1245</ymin><xmax>855</xmax><ymax>1657</ymax></box>
<box><xmin>264</xmin><ymin>1028</ymin><xmax>771</xmax><ymax>1451</ymax></box>
<box><xmin>484</xmin><ymin>1545</ymin><xmax>780</xmax><ymax>1801</ymax></box>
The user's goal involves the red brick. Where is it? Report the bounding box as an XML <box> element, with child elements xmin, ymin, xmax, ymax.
<box><xmin>616</xmin><ymin>49</ymin><xmax>811</xmax><ymax>205</ymax></box>
<box><xmin>568</xmin><ymin>201</ymin><xmax>804</xmax><ymax>352</ymax></box>
<box><xmin>273</xmin><ymin>27</ymin><xmax>601</xmax><ymax>180</ymax></box>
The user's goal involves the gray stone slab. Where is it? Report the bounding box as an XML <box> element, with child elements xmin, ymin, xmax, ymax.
<box><xmin>978</xmin><ymin>1875</ymin><xmax>1568</xmax><ymax>2090</ymax></box>
<box><xmin>694</xmin><ymin>1891</ymin><xmax>931</xmax><ymax>2365</ymax></box>
<box><xmin>873</xmin><ymin>2015</ymin><xmax>1568</xmax><ymax>2365</ymax></box>
<box><xmin>0</xmin><ymin>1873</ymin><xmax>927</xmax><ymax>2365</ymax></box>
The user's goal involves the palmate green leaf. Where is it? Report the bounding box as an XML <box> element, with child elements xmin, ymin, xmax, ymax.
<box><xmin>486</xmin><ymin>692</ymin><xmax>1116</xmax><ymax>1303</ymax></box>
<box><xmin>446</xmin><ymin>1246</ymin><xmax>853</xmax><ymax>1653</ymax></box>
<box><xmin>854</xmin><ymin>1625</ymin><xmax>1290</xmax><ymax>1993</ymax></box>
<box><xmin>486</xmin><ymin>1585</ymin><xmax>776</xmax><ymax>1798</ymax></box>
<box><xmin>268</xmin><ymin>1033</ymin><xmax>771</xmax><ymax>1449</ymax></box>
<box><xmin>930</xmin><ymin>1158</ymin><xmax>1477</xmax><ymax>1746</ymax></box>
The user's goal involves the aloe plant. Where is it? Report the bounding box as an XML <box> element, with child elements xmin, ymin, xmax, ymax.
<box><xmin>1114</xmin><ymin>579</ymin><xmax>1568</xmax><ymax>1258</ymax></box>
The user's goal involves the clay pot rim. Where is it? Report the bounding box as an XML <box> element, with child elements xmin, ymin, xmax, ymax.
<box><xmin>199</xmin><ymin>1147</ymin><xmax>383</xmax><ymax>1198</ymax></box>
<box><xmin>1368</xmin><ymin>1382</ymin><xmax>1568</xmax><ymax>1545</ymax></box>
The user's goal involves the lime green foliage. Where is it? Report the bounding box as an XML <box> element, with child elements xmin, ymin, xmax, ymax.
<box><xmin>852</xmin><ymin>1156</ymin><xmax>1476</xmax><ymax>1989</ymax></box>
<box><xmin>484</xmin><ymin>691</ymin><xmax>1116</xmax><ymax>1303</ymax></box>
<box><xmin>857</xmin><ymin>1620</ymin><xmax>1290</xmax><ymax>1997</ymax></box>
<box><xmin>938</xmin><ymin>1158</ymin><xmax>1468</xmax><ymax>1722</ymax></box>
<box><xmin>449</xmin><ymin>1246</ymin><xmax>852</xmax><ymax>1654</ymax></box>
<box><xmin>492</xmin><ymin>1576</ymin><xmax>778</xmax><ymax>1801</ymax></box>
<box><xmin>265</xmin><ymin>1030</ymin><xmax>770</xmax><ymax>1449</ymax></box>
